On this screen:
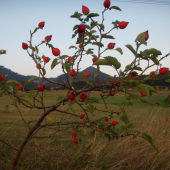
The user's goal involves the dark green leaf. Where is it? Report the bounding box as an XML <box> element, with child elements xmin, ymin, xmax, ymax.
<box><xmin>101</xmin><ymin>34</ymin><xmax>115</xmax><ymax>39</ymax></box>
<box><xmin>64</xmin><ymin>62</ymin><xmax>71</xmax><ymax>74</ymax></box>
<box><xmin>115</xmin><ymin>47</ymin><xmax>123</xmax><ymax>55</ymax></box>
<box><xmin>88</xmin><ymin>13</ymin><xmax>99</xmax><ymax>18</ymax></box>
<box><xmin>92</xmin><ymin>42</ymin><xmax>104</xmax><ymax>47</ymax></box>
<box><xmin>109</xmin><ymin>6</ymin><xmax>121</xmax><ymax>11</ymax></box>
<box><xmin>93</xmin><ymin>59</ymin><xmax>112</xmax><ymax>66</ymax></box>
<box><xmin>28</xmin><ymin>77</ymin><xmax>38</xmax><ymax>83</ymax></box>
<box><xmin>69</xmin><ymin>46</ymin><xmax>77</xmax><ymax>49</ymax></box>
<box><xmin>51</xmin><ymin>58</ymin><xmax>59</xmax><ymax>70</ymax></box>
<box><xmin>76</xmin><ymin>36</ymin><xmax>84</xmax><ymax>44</ymax></box>
<box><xmin>127</xmin><ymin>123</ymin><xmax>134</xmax><ymax>128</ymax></box>
<box><xmin>104</xmin><ymin>56</ymin><xmax>121</xmax><ymax>69</ymax></box>
<box><xmin>125</xmin><ymin>44</ymin><xmax>137</xmax><ymax>56</ymax></box>
<box><xmin>135</xmin><ymin>32</ymin><xmax>147</xmax><ymax>45</ymax></box>
<box><xmin>127</xmin><ymin>94</ymin><xmax>139</xmax><ymax>100</ymax></box>
<box><xmin>0</xmin><ymin>50</ymin><xmax>6</xmax><ymax>54</ymax></box>
<box><xmin>6</xmin><ymin>80</ymin><xmax>20</xmax><ymax>85</ymax></box>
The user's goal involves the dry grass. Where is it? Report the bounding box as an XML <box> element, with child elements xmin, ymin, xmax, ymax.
<box><xmin>1</xmin><ymin>90</ymin><xmax>170</xmax><ymax>169</ymax></box>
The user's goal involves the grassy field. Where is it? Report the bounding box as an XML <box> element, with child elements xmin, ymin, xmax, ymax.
<box><xmin>0</xmin><ymin>89</ymin><xmax>170</xmax><ymax>170</ymax></box>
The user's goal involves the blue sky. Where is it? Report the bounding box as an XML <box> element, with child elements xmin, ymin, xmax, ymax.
<box><xmin>0</xmin><ymin>0</ymin><xmax>170</xmax><ymax>78</ymax></box>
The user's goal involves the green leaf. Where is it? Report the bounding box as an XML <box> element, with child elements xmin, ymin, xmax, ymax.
<box><xmin>166</xmin><ymin>79</ymin><xmax>170</xmax><ymax>83</ymax></box>
<box><xmin>64</xmin><ymin>62</ymin><xmax>71</xmax><ymax>74</ymax></box>
<box><xmin>142</xmin><ymin>133</ymin><xmax>158</xmax><ymax>151</ymax></box>
<box><xmin>93</xmin><ymin>59</ymin><xmax>112</xmax><ymax>66</ymax></box>
<box><xmin>150</xmin><ymin>56</ymin><xmax>159</xmax><ymax>65</ymax></box>
<box><xmin>76</xmin><ymin>36</ymin><xmax>84</xmax><ymax>44</ymax></box>
<box><xmin>115</xmin><ymin>47</ymin><xmax>123</xmax><ymax>55</ymax></box>
<box><xmin>86</xmin><ymin>48</ymin><xmax>94</xmax><ymax>55</ymax></box>
<box><xmin>135</xmin><ymin>32</ymin><xmax>147</xmax><ymax>45</ymax></box>
<box><xmin>32</xmin><ymin>27</ymin><xmax>40</xmax><ymax>34</ymax></box>
<box><xmin>73</xmin><ymin>25</ymin><xmax>79</xmax><ymax>31</ymax></box>
<box><xmin>86</xmin><ymin>97</ymin><xmax>99</xmax><ymax>103</ymax></box>
<box><xmin>147</xmin><ymin>85</ymin><xmax>157</xmax><ymax>93</ymax></box>
<box><xmin>92</xmin><ymin>42</ymin><xmax>104</xmax><ymax>47</ymax></box>
<box><xmin>6</xmin><ymin>80</ymin><xmax>20</xmax><ymax>85</ymax></box>
<box><xmin>42</xmin><ymin>68</ymin><xmax>46</xmax><ymax>75</ymax></box>
<box><xmin>109</xmin><ymin>6</ymin><xmax>121</xmax><ymax>11</ymax></box>
<box><xmin>120</xmin><ymin>115</ymin><xmax>128</xmax><ymax>123</ymax></box>
<box><xmin>126</xmin><ymin>101</ymin><xmax>133</xmax><ymax>106</ymax></box>
<box><xmin>88</xmin><ymin>13</ymin><xmax>99</xmax><ymax>18</ymax></box>
<box><xmin>51</xmin><ymin>58</ymin><xmax>59</xmax><ymax>70</ymax></box>
<box><xmin>101</xmin><ymin>34</ymin><xmax>115</xmax><ymax>39</ymax></box>
<box><xmin>70</xmin><ymin>12</ymin><xmax>83</xmax><ymax>19</ymax></box>
<box><xmin>0</xmin><ymin>50</ymin><xmax>6</xmax><ymax>54</ymax></box>
<box><xmin>9</xmin><ymin>85</ymin><xmax>13</xmax><ymax>93</ymax></box>
<box><xmin>60</xmin><ymin>55</ymin><xmax>69</xmax><ymax>59</ymax></box>
<box><xmin>104</xmin><ymin>56</ymin><xmax>121</xmax><ymax>69</ymax></box>
<box><xmin>125</xmin><ymin>44</ymin><xmax>137</xmax><ymax>56</ymax></box>
<box><xmin>86</xmin><ymin>81</ymin><xmax>94</xmax><ymax>87</ymax></box>
<box><xmin>28</xmin><ymin>77</ymin><xmax>38</xmax><ymax>83</ymax></box>
<box><xmin>127</xmin><ymin>94</ymin><xmax>139</xmax><ymax>100</ymax></box>
<box><xmin>133</xmin><ymin>66</ymin><xmax>143</xmax><ymax>71</ymax></box>
<box><xmin>92</xmin><ymin>73</ymin><xmax>98</xmax><ymax>78</ymax></box>
<box><xmin>84</xmin><ymin>24</ymin><xmax>91</xmax><ymax>30</ymax></box>
<box><xmin>127</xmin><ymin>123</ymin><xmax>134</xmax><ymax>128</ymax></box>
<box><xmin>69</xmin><ymin>45</ymin><xmax>77</xmax><ymax>49</ymax></box>
<box><xmin>56</xmin><ymin>96</ymin><xmax>64</xmax><ymax>101</ymax></box>
<box><xmin>147</xmin><ymin>48</ymin><xmax>162</xmax><ymax>55</ymax></box>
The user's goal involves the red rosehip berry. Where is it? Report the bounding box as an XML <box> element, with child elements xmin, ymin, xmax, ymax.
<box><xmin>141</xmin><ymin>92</ymin><xmax>146</xmax><ymax>96</ymax></box>
<box><xmin>78</xmin><ymin>24</ymin><xmax>86</xmax><ymax>33</ymax></box>
<box><xmin>108</xmin><ymin>43</ymin><xmax>115</xmax><ymax>49</ymax></box>
<box><xmin>0</xmin><ymin>74</ymin><xmax>3</xmax><ymax>82</ymax></box>
<box><xmin>38</xmin><ymin>84</ymin><xmax>45</xmax><ymax>91</ymax></box>
<box><xmin>43</xmin><ymin>57</ymin><xmax>50</xmax><ymax>63</ymax></box>
<box><xmin>72</xmin><ymin>132</ymin><xmax>77</xmax><ymax>137</ymax></box>
<box><xmin>73</xmin><ymin>138</ymin><xmax>78</xmax><ymax>144</ymax></box>
<box><xmin>144</xmin><ymin>30</ymin><xmax>149</xmax><ymax>41</ymax></box>
<box><xmin>105</xmin><ymin>118</ymin><xmax>109</xmax><ymax>122</ymax></box>
<box><xmin>82</xmin><ymin>5</ymin><xmax>90</xmax><ymax>15</ymax></box>
<box><xmin>112</xmin><ymin>120</ymin><xmax>118</xmax><ymax>126</ymax></box>
<box><xmin>52</xmin><ymin>48</ymin><xmax>60</xmax><ymax>56</ymax></box>
<box><xmin>79</xmin><ymin>44</ymin><xmax>83</xmax><ymax>48</ymax></box>
<box><xmin>22</xmin><ymin>43</ymin><xmax>28</xmax><ymax>50</ymax></box>
<box><xmin>103</xmin><ymin>0</ymin><xmax>111</xmax><ymax>8</ymax></box>
<box><xmin>68</xmin><ymin>92</ymin><xmax>76</xmax><ymax>100</ymax></box>
<box><xmin>84</xmin><ymin>72</ymin><xmax>90</xmax><ymax>77</ymax></box>
<box><xmin>99</xmin><ymin>128</ymin><xmax>104</xmax><ymax>131</ymax></box>
<box><xmin>92</xmin><ymin>58</ymin><xmax>98</xmax><ymax>63</ymax></box>
<box><xmin>110</xmin><ymin>90</ymin><xmax>115</xmax><ymax>96</ymax></box>
<box><xmin>16</xmin><ymin>85</ymin><xmax>23</xmax><ymax>90</ymax></box>
<box><xmin>45</xmin><ymin>35</ymin><xmax>52</xmax><ymax>42</ymax></box>
<box><xmin>159</xmin><ymin>67</ymin><xmax>169</xmax><ymax>75</ymax></box>
<box><xmin>111</xmin><ymin>78</ymin><xmax>117</xmax><ymax>83</ymax></box>
<box><xmin>70</xmin><ymin>69</ymin><xmax>77</xmax><ymax>76</ymax></box>
<box><xmin>79</xmin><ymin>114</ymin><xmax>85</xmax><ymax>119</ymax></box>
<box><xmin>36</xmin><ymin>64</ymin><xmax>42</xmax><ymax>69</ymax></box>
<box><xmin>68</xmin><ymin>56</ymin><xmax>73</xmax><ymax>62</ymax></box>
<box><xmin>38</xmin><ymin>21</ymin><xmax>45</xmax><ymax>28</ymax></box>
<box><xmin>118</xmin><ymin>21</ymin><xmax>129</xmax><ymax>29</ymax></box>
<box><xmin>150</xmin><ymin>71</ymin><xmax>155</xmax><ymax>77</ymax></box>
<box><xmin>129</xmin><ymin>73</ymin><xmax>133</xmax><ymax>78</ymax></box>
<box><xmin>80</xmin><ymin>92</ymin><xmax>87</xmax><ymax>100</ymax></box>
<box><xmin>107</xmin><ymin>124</ymin><xmax>110</xmax><ymax>127</ymax></box>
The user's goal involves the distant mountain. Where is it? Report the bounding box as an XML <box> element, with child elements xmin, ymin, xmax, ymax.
<box><xmin>0</xmin><ymin>66</ymin><xmax>112</xmax><ymax>89</ymax></box>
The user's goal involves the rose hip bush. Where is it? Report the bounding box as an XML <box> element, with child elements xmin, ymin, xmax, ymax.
<box><xmin>0</xmin><ymin>1</ymin><xmax>170</xmax><ymax>169</ymax></box>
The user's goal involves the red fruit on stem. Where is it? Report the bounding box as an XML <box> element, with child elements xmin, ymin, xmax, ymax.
<box><xmin>79</xmin><ymin>114</ymin><xmax>85</xmax><ymax>119</ymax></box>
<box><xmin>0</xmin><ymin>74</ymin><xmax>3</xmax><ymax>82</ymax></box>
<box><xmin>70</xmin><ymin>69</ymin><xmax>77</xmax><ymax>76</ymax></box>
<box><xmin>118</xmin><ymin>21</ymin><xmax>129</xmax><ymax>29</ymax></box>
<box><xmin>110</xmin><ymin>90</ymin><xmax>115</xmax><ymax>96</ymax></box>
<box><xmin>144</xmin><ymin>30</ymin><xmax>149</xmax><ymax>41</ymax></box>
<box><xmin>45</xmin><ymin>35</ymin><xmax>52</xmax><ymax>42</ymax></box>
<box><xmin>108</xmin><ymin>43</ymin><xmax>115</xmax><ymax>49</ymax></box>
<box><xmin>150</xmin><ymin>71</ymin><xmax>155</xmax><ymax>77</ymax></box>
<box><xmin>16</xmin><ymin>85</ymin><xmax>23</xmax><ymax>90</ymax></box>
<box><xmin>111</xmin><ymin>78</ymin><xmax>117</xmax><ymax>83</ymax></box>
<box><xmin>68</xmin><ymin>92</ymin><xmax>76</xmax><ymax>100</ymax></box>
<box><xmin>72</xmin><ymin>132</ymin><xmax>77</xmax><ymax>137</ymax></box>
<box><xmin>80</xmin><ymin>92</ymin><xmax>87</xmax><ymax>100</ymax></box>
<box><xmin>159</xmin><ymin>67</ymin><xmax>169</xmax><ymax>75</ymax></box>
<box><xmin>84</xmin><ymin>72</ymin><xmax>90</xmax><ymax>77</ymax></box>
<box><xmin>36</xmin><ymin>64</ymin><xmax>41</xmax><ymax>69</ymax></box>
<box><xmin>38</xmin><ymin>21</ymin><xmax>45</xmax><ymax>28</ymax></box>
<box><xmin>107</xmin><ymin>124</ymin><xmax>110</xmax><ymax>127</ymax></box>
<box><xmin>79</xmin><ymin>44</ymin><xmax>83</xmax><ymax>48</ymax></box>
<box><xmin>78</xmin><ymin>24</ymin><xmax>86</xmax><ymax>33</ymax></box>
<box><xmin>92</xmin><ymin>58</ymin><xmax>98</xmax><ymax>63</ymax></box>
<box><xmin>82</xmin><ymin>5</ymin><xmax>90</xmax><ymax>15</ymax></box>
<box><xmin>22</xmin><ymin>43</ymin><xmax>28</xmax><ymax>50</ymax></box>
<box><xmin>38</xmin><ymin>84</ymin><xmax>45</xmax><ymax>91</ymax></box>
<box><xmin>141</xmin><ymin>92</ymin><xmax>146</xmax><ymax>96</ymax></box>
<box><xmin>112</xmin><ymin>120</ymin><xmax>118</xmax><ymax>126</ymax></box>
<box><xmin>105</xmin><ymin>118</ymin><xmax>109</xmax><ymax>122</ymax></box>
<box><xmin>129</xmin><ymin>73</ymin><xmax>133</xmax><ymax>78</ymax></box>
<box><xmin>99</xmin><ymin>128</ymin><xmax>104</xmax><ymax>132</ymax></box>
<box><xmin>73</xmin><ymin>138</ymin><xmax>78</xmax><ymax>144</ymax></box>
<box><xmin>52</xmin><ymin>48</ymin><xmax>60</xmax><ymax>56</ymax></box>
<box><xmin>43</xmin><ymin>57</ymin><xmax>50</xmax><ymax>63</ymax></box>
<box><xmin>103</xmin><ymin>0</ymin><xmax>111</xmax><ymax>8</ymax></box>
<box><xmin>68</xmin><ymin>56</ymin><xmax>73</xmax><ymax>62</ymax></box>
